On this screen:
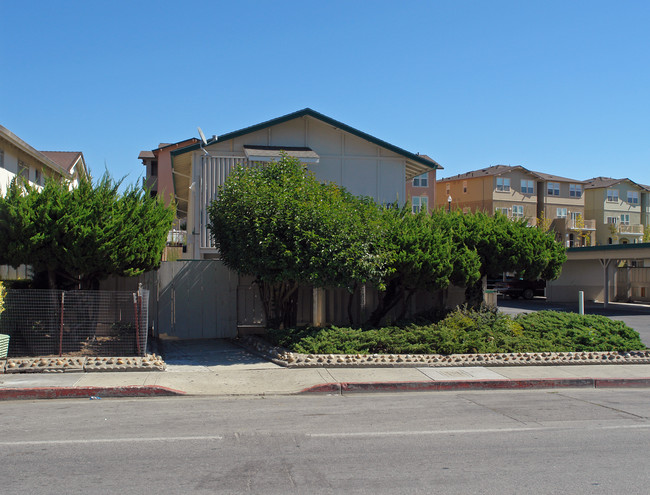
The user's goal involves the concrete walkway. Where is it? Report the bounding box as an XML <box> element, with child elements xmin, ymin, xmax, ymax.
<box><xmin>2</xmin><ymin>339</ymin><xmax>650</xmax><ymax>400</ymax></box>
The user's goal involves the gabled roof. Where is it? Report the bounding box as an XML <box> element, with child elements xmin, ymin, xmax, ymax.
<box><xmin>40</xmin><ymin>151</ymin><xmax>86</xmax><ymax>176</ymax></box>
<box><xmin>441</xmin><ymin>164</ymin><xmax>584</xmax><ymax>183</ymax></box>
<box><xmin>139</xmin><ymin>138</ymin><xmax>200</xmax><ymax>161</ymax></box>
<box><xmin>0</xmin><ymin>124</ymin><xmax>72</xmax><ymax>179</ymax></box>
<box><xmin>441</xmin><ymin>165</ymin><xmax>523</xmax><ymax>181</ymax></box>
<box><xmin>584</xmin><ymin>176</ymin><xmax>650</xmax><ymax>191</ymax></box>
<box><xmin>170</xmin><ymin>108</ymin><xmax>440</xmax><ymax>173</ymax></box>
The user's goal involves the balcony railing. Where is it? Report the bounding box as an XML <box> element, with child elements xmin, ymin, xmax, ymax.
<box><xmin>567</xmin><ymin>218</ymin><xmax>596</xmax><ymax>231</ymax></box>
<box><xmin>167</xmin><ymin>229</ymin><xmax>187</xmax><ymax>246</ymax></box>
<box><xmin>618</xmin><ymin>224</ymin><xmax>644</xmax><ymax>235</ymax></box>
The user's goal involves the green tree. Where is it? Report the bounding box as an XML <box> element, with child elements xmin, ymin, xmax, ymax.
<box><xmin>452</xmin><ymin>211</ymin><xmax>566</xmax><ymax>306</ymax></box>
<box><xmin>0</xmin><ymin>175</ymin><xmax>174</xmax><ymax>289</ymax></box>
<box><xmin>208</xmin><ymin>154</ymin><xmax>388</xmax><ymax>328</ymax></box>
<box><xmin>367</xmin><ymin>207</ymin><xmax>461</xmax><ymax>326</ymax></box>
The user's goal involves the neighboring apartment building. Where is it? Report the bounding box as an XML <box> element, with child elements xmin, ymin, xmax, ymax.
<box><xmin>0</xmin><ymin>125</ymin><xmax>88</xmax><ymax>279</ymax></box>
<box><xmin>405</xmin><ymin>154</ymin><xmax>440</xmax><ymax>213</ymax></box>
<box><xmin>435</xmin><ymin>165</ymin><xmax>596</xmax><ymax>247</ymax></box>
<box><xmin>139</xmin><ymin>138</ymin><xmax>199</xmax><ymax>206</ymax></box>
<box><xmin>584</xmin><ymin>177</ymin><xmax>650</xmax><ymax>245</ymax></box>
<box><xmin>0</xmin><ymin>124</ymin><xmax>87</xmax><ymax>195</ymax></box>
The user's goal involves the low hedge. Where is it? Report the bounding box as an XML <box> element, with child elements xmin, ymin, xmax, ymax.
<box><xmin>266</xmin><ymin>307</ymin><xmax>645</xmax><ymax>355</ymax></box>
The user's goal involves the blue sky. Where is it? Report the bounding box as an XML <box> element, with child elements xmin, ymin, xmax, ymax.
<box><xmin>2</xmin><ymin>1</ymin><xmax>649</xmax><ymax>186</ymax></box>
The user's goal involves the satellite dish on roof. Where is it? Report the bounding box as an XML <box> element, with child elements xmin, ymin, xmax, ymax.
<box><xmin>197</xmin><ymin>127</ymin><xmax>208</xmax><ymax>146</ymax></box>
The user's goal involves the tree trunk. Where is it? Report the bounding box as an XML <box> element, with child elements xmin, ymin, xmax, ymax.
<box><xmin>366</xmin><ymin>279</ymin><xmax>404</xmax><ymax>327</ymax></box>
<box><xmin>48</xmin><ymin>269</ymin><xmax>57</xmax><ymax>290</ymax></box>
<box><xmin>397</xmin><ymin>289</ymin><xmax>415</xmax><ymax>321</ymax></box>
<box><xmin>465</xmin><ymin>275</ymin><xmax>485</xmax><ymax>309</ymax></box>
<box><xmin>347</xmin><ymin>283</ymin><xmax>358</xmax><ymax>326</ymax></box>
<box><xmin>258</xmin><ymin>279</ymin><xmax>299</xmax><ymax>329</ymax></box>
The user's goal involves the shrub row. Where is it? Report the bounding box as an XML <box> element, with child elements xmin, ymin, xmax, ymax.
<box><xmin>266</xmin><ymin>307</ymin><xmax>645</xmax><ymax>355</ymax></box>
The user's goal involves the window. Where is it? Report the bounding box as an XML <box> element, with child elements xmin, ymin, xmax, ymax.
<box><xmin>620</xmin><ymin>214</ymin><xmax>630</xmax><ymax>225</ymax></box>
<box><xmin>627</xmin><ymin>191</ymin><xmax>639</xmax><ymax>204</ymax></box>
<box><xmin>520</xmin><ymin>180</ymin><xmax>534</xmax><ymax>194</ymax></box>
<box><xmin>569</xmin><ymin>184</ymin><xmax>582</xmax><ymax>198</ymax></box>
<box><xmin>606</xmin><ymin>216</ymin><xmax>618</xmax><ymax>225</ymax></box>
<box><xmin>18</xmin><ymin>161</ymin><xmax>29</xmax><ymax>181</ymax></box>
<box><xmin>462</xmin><ymin>180</ymin><xmax>467</xmax><ymax>194</ymax></box>
<box><xmin>570</xmin><ymin>212</ymin><xmax>580</xmax><ymax>222</ymax></box>
<box><xmin>512</xmin><ymin>205</ymin><xmax>524</xmax><ymax>218</ymax></box>
<box><xmin>34</xmin><ymin>168</ymin><xmax>42</xmax><ymax>185</ymax></box>
<box><xmin>556</xmin><ymin>208</ymin><xmax>567</xmax><ymax>218</ymax></box>
<box><xmin>496</xmin><ymin>177</ymin><xmax>510</xmax><ymax>192</ymax></box>
<box><xmin>151</xmin><ymin>160</ymin><xmax>158</xmax><ymax>177</ymax></box>
<box><xmin>411</xmin><ymin>196</ymin><xmax>428</xmax><ymax>213</ymax></box>
<box><xmin>547</xmin><ymin>182</ymin><xmax>560</xmax><ymax>196</ymax></box>
<box><xmin>445</xmin><ymin>183</ymin><xmax>450</xmax><ymax>195</ymax></box>
<box><xmin>495</xmin><ymin>207</ymin><xmax>509</xmax><ymax>216</ymax></box>
<box><xmin>413</xmin><ymin>173</ymin><xmax>428</xmax><ymax>187</ymax></box>
<box><xmin>607</xmin><ymin>189</ymin><xmax>619</xmax><ymax>202</ymax></box>
<box><xmin>0</xmin><ymin>149</ymin><xmax>4</xmax><ymax>169</ymax></box>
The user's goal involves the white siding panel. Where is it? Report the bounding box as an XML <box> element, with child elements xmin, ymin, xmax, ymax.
<box><xmin>378</xmin><ymin>159</ymin><xmax>405</xmax><ymax>205</ymax></box>
<box><xmin>344</xmin><ymin>134</ymin><xmax>379</xmax><ymax>156</ymax></box>
<box><xmin>342</xmin><ymin>158</ymin><xmax>378</xmax><ymax>198</ymax></box>
<box><xmin>306</xmin><ymin>118</ymin><xmax>343</xmax><ymax>155</ymax></box>
<box><xmin>233</xmin><ymin>129</ymin><xmax>269</xmax><ymax>148</ymax></box>
<box><xmin>205</xmin><ymin>141</ymin><xmax>234</xmax><ymax>153</ymax></box>
<box><xmin>269</xmin><ymin>119</ymin><xmax>306</xmax><ymax>146</ymax></box>
<box><xmin>308</xmin><ymin>157</ymin><xmax>342</xmax><ymax>185</ymax></box>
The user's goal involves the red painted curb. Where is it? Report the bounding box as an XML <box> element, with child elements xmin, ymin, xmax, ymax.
<box><xmin>299</xmin><ymin>378</ymin><xmax>615</xmax><ymax>394</ymax></box>
<box><xmin>339</xmin><ymin>378</ymin><xmax>596</xmax><ymax>393</ymax></box>
<box><xmin>299</xmin><ymin>383</ymin><xmax>342</xmax><ymax>394</ymax></box>
<box><xmin>595</xmin><ymin>378</ymin><xmax>650</xmax><ymax>388</ymax></box>
<box><xmin>0</xmin><ymin>385</ymin><xmax>186</xmax><ymax>401</ymax></box>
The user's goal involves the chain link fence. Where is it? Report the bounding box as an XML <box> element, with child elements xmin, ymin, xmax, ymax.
<box><xmin>0</xmin><ymin>289</ymin><xmax>149</xmax><ymax>358</ymax></box>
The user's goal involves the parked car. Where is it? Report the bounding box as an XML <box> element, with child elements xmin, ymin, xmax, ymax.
<box><xmin>487</xmin><ymin>278</ymin><xmax>546</xmax><ymax>300</ymax></box>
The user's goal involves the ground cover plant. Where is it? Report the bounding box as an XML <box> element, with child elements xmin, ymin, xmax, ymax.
<box><xmin>266</xmin><ymin>307</ymin><xmax>645</xmax><ymax>355</ymax></box>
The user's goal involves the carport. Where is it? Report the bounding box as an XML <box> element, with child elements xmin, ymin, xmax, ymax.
<box><xmin>547</xmin><ymin>243</ymin><xmax>650</xmax><ymax>307</ymax></box>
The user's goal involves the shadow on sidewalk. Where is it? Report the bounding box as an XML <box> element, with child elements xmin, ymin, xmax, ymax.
<box><xmin>159</xmin><ymin>339</ymin><xmax>274</xmax><ymax>368</ymax></box>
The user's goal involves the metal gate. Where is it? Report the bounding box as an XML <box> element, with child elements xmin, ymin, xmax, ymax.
<box><xmin>155</xmin><ymin>260</ymin><xmax>238</xmax><ymax>339</ymax></box>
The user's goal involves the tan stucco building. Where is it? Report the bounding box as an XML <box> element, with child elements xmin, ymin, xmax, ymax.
<box><xmin>584</xmin><ymin>177</ymin><xmax>650</xmax><ymax>245</ymax></box>
<box><xmin>435</xmin><ymin>165</ymin><xmax>595</xmax><ymax>247</ymax></box>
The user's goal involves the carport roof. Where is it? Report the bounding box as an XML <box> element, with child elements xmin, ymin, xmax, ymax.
<box><xmin>567</xmin><ymin>243</ymin><xmax>650</xmax><ymax>260</ymax></box>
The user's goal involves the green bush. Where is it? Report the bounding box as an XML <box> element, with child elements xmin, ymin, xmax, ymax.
<box><xmin>265</xmin><ymin>307</ymin><xmax>645</xmax><ymax>355</ymax></box>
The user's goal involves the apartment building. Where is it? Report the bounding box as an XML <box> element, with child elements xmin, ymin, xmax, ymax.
<box><xmin>139</xmin><ymin>138</ymin><xmax>199</xmax><ymax>206</ymax></box>
<box><xmin>584</xmin><ymin>177</ymin><xmax>650</xmax><ymax>245</ymax></box>
<box><xmin>0</xmin><ymin>125</ymin><xmax>86</xmax><ymax>195</ymax></box>
<box><xmin>435</xmin><ymin>165</ymin><xmax>595</xmax><ymax>247</ymax></box>
<box><xmin>405</xmin><ymin>154</ymin><xmax>440</xmax><ymax>213</ymax></box>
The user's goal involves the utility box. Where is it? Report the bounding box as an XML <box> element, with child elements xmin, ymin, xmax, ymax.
<box><xmin>483</xmin><ymin>290</ymin><xmax>497</xmax><ymax>308</ymax></box>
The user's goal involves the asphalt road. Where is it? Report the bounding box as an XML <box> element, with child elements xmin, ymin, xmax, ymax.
<box><xmin>1</xmin><ymin>390</ymin><xmax>650</xmax><ymax>494</ymax></box>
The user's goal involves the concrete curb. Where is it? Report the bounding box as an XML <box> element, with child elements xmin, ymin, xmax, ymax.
<box><xmin>299</xmin><ymin>377</ymin><xmax>650</xmax><ymax>394</ymax></box>
<box><xmin>0</xmin><ymin>385</ymin><xmax>186</xmax><ymax>401</ymax></box>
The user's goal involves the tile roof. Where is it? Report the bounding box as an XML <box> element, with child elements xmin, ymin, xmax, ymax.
<box><xmin>440</xmin><ymin>165</ymin><xmax>522</xmax><ymax>181</ymax></box>
<box><xmin>441</xmin><ymin>164</ymin><xmax>583</xmax><ymax>183</ymax></box>
<box><xmin>584</xmin><ymin>177</ymin><xmax>650</xmax><ymax>191</ymax></box>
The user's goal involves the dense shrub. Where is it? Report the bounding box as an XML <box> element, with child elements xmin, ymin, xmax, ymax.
<box><xmin>265</xmin><ymin>307</ymin><xmax>645</xmax><ymax>355</ymax></box>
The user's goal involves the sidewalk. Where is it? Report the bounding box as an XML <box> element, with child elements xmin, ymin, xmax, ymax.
<box><xmin>2</xmin><ymin>340</ymin><xmax>650</xmax><ymax>400</ymax></box>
